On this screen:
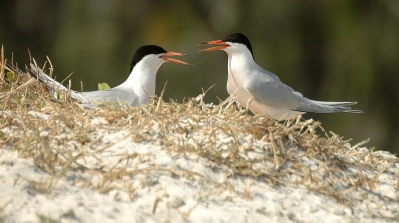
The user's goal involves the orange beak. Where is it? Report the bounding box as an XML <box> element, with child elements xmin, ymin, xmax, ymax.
<box><xmin>159</xmin><ymin>52</ymin><xmax>192</xmax><ymax>66</ymax></box>
<box><xmin>198</xmin><ymin>40</ymin><xmax>230</xmax><ymax>52</ymax></box>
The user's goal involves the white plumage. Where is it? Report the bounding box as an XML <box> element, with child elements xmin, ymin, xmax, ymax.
<box><xmin>30</xmin><ymin>45</ymin><xmax>190</xmax><ymax>108</ymax></box>
<box><xmin>201</xmin><ymin>33</ymin><xmax>361</xmax><ymax>120</ymax></box>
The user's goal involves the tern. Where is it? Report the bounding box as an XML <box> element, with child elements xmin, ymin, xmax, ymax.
<box><xmin>200</xmin><ymin>33</ymin><xmax>361</xmax><ymax>120</ymax></box>
<box><xmin>30</xmin><ymin>45</ymin><xmax>191</xmax><ymax>108</ymax></box>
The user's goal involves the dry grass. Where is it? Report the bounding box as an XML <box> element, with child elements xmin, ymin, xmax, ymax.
<box><xmin>1</xmin><ymin>48</ymin><xmax>399</xmax><ymax>221</ymax></box>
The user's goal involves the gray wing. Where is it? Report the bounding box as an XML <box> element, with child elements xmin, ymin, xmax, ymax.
<box><xmin>259</xmin><ymin>67</ymin><xmax>281</xmax><ymax>82</ymax></box>
<box><xmin>244</xmin><ymin>75</ymin><xmax>303</xmax><ymax>111</ymax></box>
<box><xmin>258</xmin><ymin>66</ymin><xmax>304</xmax><ymax>97</ymax></box>
<box><xmin>82</xmin><ymin>89</ymin><xmax>140</xmax><ymax>106</ymax></box>
<box><xmin>244</xmin><ymin>72</ymin><xmax>360</xmax><ymax>113</ymax></box>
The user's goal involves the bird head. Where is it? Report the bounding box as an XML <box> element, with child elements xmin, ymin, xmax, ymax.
<box><xmin>199</xmin><ymin>33</ymin><xmax>254</xmax><ymax>58</ymax></box>
<box><xmin>130</xmin><ymin>45</ymin><xmax>191</xmax><ymax>72</ymax></box>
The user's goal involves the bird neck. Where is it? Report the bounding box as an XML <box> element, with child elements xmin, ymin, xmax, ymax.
<box><xmin>117</xmin><ymin>61</ymin><xmax>163</xmax><ymax>101</ymax></box>
<box><xmin>227</xmin><ymin>52</ymin><xmax>256</xmax><ymax>78</ymax></box>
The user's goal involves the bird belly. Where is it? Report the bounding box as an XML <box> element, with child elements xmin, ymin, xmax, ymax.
<box><xmin>255</xmin><ymin>102</ymin><xmax>303</xmax><ymax>120</ymax></box>
<box><xmin>227</xmin><ymin>83</ymin><xmax>287</xmax><ymax>119</ymax></box>
<box><xmin>227</xmin><ymin>66</ymin><xmax>302</xmax><ymax>120</ymax></box>
<box><xmin>232</xmin><ymin>87</ymin><xmax>252</xmax><ymax>106</ymax></box>
<box><xmin>238</xmin><ymin>96</ymin><xmax>301</xmax><ymax>120</ymax></box>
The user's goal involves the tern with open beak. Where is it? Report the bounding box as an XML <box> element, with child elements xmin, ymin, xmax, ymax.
<box><xmin>200</xmin><ymin>33</ymin><xmax>361</xmax><ymax>120</ymax></box>
<box><xmin>31</xmin><ymin>45</ymin><xmax>191</xmax><ymax>108</ymax></box>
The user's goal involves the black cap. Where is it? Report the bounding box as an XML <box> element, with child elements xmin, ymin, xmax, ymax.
<box><xmin>222</xmin><ymin>33</ymin><xmax>253</xmax><ymax>58</ymax></box>
<box><xmin>130</xmin><ymin>45</ymin><xmax>167</xmax><ymax>72</ymax></box>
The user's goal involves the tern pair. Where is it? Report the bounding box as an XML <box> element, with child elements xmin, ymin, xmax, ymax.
<box><xmin>31</xmin><ymin>33</ymin><xmax>361</xmax><ymax>120</ymax></box>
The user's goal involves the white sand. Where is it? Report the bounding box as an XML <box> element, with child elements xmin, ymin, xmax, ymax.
<box><xmin>1</xmin><ymin>109</ymin><xmax>398</xmax><ymax>223</ymax></box>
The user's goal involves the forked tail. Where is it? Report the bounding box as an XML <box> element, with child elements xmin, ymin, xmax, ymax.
<box><xmin>295</xmin><ymin>99</ymin><xmax>362</xmax><ymax>114</ymax></box>
<box><xmin>29</xmin><ymin>63</ymin><xmax>93</xmax><ymax>106</ymax></box>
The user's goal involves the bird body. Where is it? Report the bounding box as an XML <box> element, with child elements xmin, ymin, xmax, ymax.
<box><xmin>30</xmin><ymin>45</ymin><xmax>190</xmax><ymax>108</ymax></box>
<box><xmin>81</xmin><ymin>52</ymin><xmax>164</xmax><ymax>106</ymax></box>
<box><xmin>201</xmin><ymin>33</ymin><xmax>361</xmax><ymax>120</ymax></box>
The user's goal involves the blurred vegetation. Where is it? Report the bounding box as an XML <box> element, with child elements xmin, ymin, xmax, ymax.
<box><xmin>1</xmin><ymin>0</ymin><xmax>399</xmax><ymax>153</ymax></box>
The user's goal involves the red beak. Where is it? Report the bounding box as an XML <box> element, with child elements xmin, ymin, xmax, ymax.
<box><xmin>159</xmin><ymin>52</ymin><xmax>192</xmax><ymax>66</ymax></box>
<box><xmin>198</xmin><ymin>40</ymin><xmax>230</xmax><ymax>52</ymax></box>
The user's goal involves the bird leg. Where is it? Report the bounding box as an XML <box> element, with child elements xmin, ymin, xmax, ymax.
<box><xmin>245</xmin><ymin>95</ymin><xmax>254</xmax><ymax>112</ymax></box>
